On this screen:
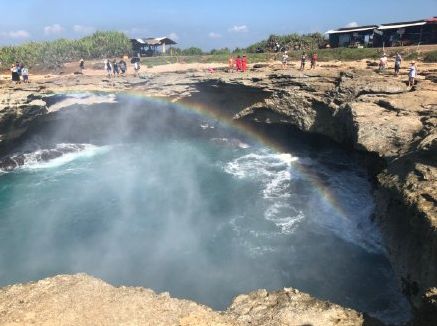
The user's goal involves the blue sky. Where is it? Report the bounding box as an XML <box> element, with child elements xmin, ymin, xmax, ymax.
<box><xmin>0</xmin><ymin>0</ymin><xmax>435</xmax><ymax>49</ymax></box>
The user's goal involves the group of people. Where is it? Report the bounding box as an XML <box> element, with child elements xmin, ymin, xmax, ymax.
<box><xmin>103</xmin><ymin>58</ymin><xmax>129</xmax><ymax>77</ymax></box>
<box><xmin>228</xmin><ymin>55</ymin><xmax>248</xmax><ymax>72</ymax></box>
<box><xmin>10</xmin><ymin>62</ymin><xmax>29</xmax><ymax>83</ymax></box>
<box><xmin>281</xmin><ymin>51</ymin><xmax>318</xmax><ymax>70</ymax></box>
<box><xmin>379</xmin><ymin>52</ymin><xmax>417</xmax><ymax>87</ymax></box>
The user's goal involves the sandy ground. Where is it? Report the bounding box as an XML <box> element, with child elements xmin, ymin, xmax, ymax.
<box><xmin>1</xmin><ymin>56</ymin><xmax>435</xmax><ymax>87</ymax></box>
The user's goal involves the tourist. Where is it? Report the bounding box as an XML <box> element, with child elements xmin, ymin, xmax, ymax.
<box><xmin>112</xmin><ymin>60</ymin><xmax>119</xmax><ymax>77</ymax></box>
<box><xmin>282</xmin><ymin>51</ymin><xmax>289</xmax><ymax>69</ymax></box>
<box><xmin>79</xmin><ymin>58</ymin><xmax>84</xmax><ymax>71</ymax></box>
<box><xmin>134</xmin><ymin>60</ymin><xmax>140</xmax><ymax>76</ymax></box>
<box><xmin>394</xmin><ymin>52</ymin><xmax>402</xmax><ymax>76</ymax></box>
<box><xmin>235</xmin><ymin>55</ymin><xmax>242</xmax><ymax>72</ymax></box>
<box><xmin>119</xmin><ymin>58</ymin><xmax>127</xmax><ymax>75</ymax></box>
<box><xmin>379</xmin><ymin>53</ymin><xmax>387</xmax><ymax>71</ymax></box>
<box><xmin>11</xmin><ymin>64</ymin><xmax>19</xmax><ymax>83</ymax></box>
<box><xmin>16</xmin><ymin>62</ymin><xmax>22</xmax><ymax>77</ymax></box>
<box><xmin>228</xmin><ymin>56</ymin><xmax>235</xmax><ymax>72</ymax></box>
<box><xmin>310</xmin><ymin>52</ymin><xmax>318</xmax><ymax>69</ymax></box>
<box><xmin>242</xmin><ymin>55</ymin><xmax>247</xmax><ymax>72</ymax></box>
<box><xmin>105</xmin><ymin>59</ymin><xmax>112</xmax><ymax>77</ymax></box>
<box><xmin>21</xmin><ymin>65</ymin><xmax>29</xmax><ymax>83</ymax></box>
<box><xmin>408</xmin><ymin>61</ymin><xmax>416</xmax><ymax>87</ymax></box>
<box><xmin>300</xmin><ymin>52</ymin><xmax>307</xmax><ymax>71</ymax></box>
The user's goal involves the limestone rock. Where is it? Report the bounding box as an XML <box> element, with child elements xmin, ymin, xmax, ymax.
<box><xmin>0</xmin><ymin>274</ymin><xmax>376</xmax><ymax>326</ymax></box>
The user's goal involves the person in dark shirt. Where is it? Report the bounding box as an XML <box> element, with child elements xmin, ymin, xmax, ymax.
<box><xmin>119</xmin><ymin>59</ymin><xmax>127</xmax><ymax>75</ymax></box>
<box><xmin>112</xmin><ymin>60</ymin><xmax>119</xmax><ymax>77</ymax></box>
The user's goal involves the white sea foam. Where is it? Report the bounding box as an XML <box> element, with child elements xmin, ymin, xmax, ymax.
<box><xmin>210</xmin><ymin>138</ymin><xmax>250</xmax><ymax>149</ymax></box>
<box><xmin>224</xmin><ymin>151</ymin><xmax>303</xmax><ymax>234</ymax></box>
<box><xmin>307</xmin><ymin>169</ymin><xmax>384</xmax><ymax>253</ymax></box>
<box><xmin>20</xmin><ymin>144</ymin><xmax>110</xmax><ymax>170</ymax></box>
<box><xmin>225</xmin><ymin>150</ymin><xmax>384</xmax><ymax>253</ymax></box>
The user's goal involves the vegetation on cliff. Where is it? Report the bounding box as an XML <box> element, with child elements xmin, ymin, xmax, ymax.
<box><xmin>0</xmin><ymin>31</ymin><xmax>130</xmax><ymax>68</ymax></box>
<box><xmin>245</xmin><ymin>33</ymin><xmax>325</xmax><ymax>53</ymax></box>
<box><xmin>424</xmin><ymin>50</ymin><xmax>437</xmax><ymax>62</ymax></box>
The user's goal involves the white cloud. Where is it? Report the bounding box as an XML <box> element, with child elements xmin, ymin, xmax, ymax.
<box><xmin>208</xmin><ymin>32</ymin><xmax>222</xmax><ymax>39</ymax></box>
<box><xmin>123</xmin><ymin>27</ymin><xmax>148</xmax><ymax>36</ymax></box>
<box><xmin>167</xmin><ymin>32</ymin><xmax>179</xmax><ymax>40</ymax></box>
<box><xmin>345</xmin><ymin>22</ymin><xmax>359</xmax><ymax>28</ymax></box>
<box><xmin>0</xmin><ymin>30</ymin><xmax>30</xmax><ymax>39</ymax></box>
<box><xmin>73</xmin><ymin>25</ymin><xmax>95</xmax><ymax>34</ymax></box>
<box><xmin>44</xmin><ymin>24</ymin><xmax>64</xmax><ymax>35</ymax></box>
<box><xmin>228</xmin><ymin>25</ymin><xmax>248</xmax><ymax>33</ymax></box>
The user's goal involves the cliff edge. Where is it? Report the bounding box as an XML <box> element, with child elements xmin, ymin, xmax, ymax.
<box><xmin>0</xmin><ymin>273</ymin><xmax>378</xmax><ymax>326</ymax></box>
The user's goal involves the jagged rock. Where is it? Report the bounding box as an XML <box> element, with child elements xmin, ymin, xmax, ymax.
<box><xmin>0</xmin><ymin>63</ymin><xmax>435</xmax><ymax>322</ymax></box>
<box><xmin>0</xmin><ymin>274</ymin><xmax>378</xmax><ymax>326</ymax></box>
<box><xmin>228</xmin><ymin>288</ymin><xmax>383</xmax><ymax>326</ymax></box>
<box><xmin>413</xmin><ymin>287</ymin><xmax>437</xmax><ymax>326</ymax></box>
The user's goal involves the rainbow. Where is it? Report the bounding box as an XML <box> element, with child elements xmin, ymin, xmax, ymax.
<box><xmin>58</xmin><ymin>89</ymin><xmax>351</xmax><ymax>220</ymax></box>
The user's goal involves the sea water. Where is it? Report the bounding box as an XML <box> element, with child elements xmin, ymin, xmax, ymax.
<box><xmin>0</xmin><ymin>95</ymin><xmax>410</xmax><ymax>324</ymax></box>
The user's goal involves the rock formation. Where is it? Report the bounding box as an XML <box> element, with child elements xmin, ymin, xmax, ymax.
<box><xmin>0</xmin><ymin>273</ymin><xmax>380</xmax><ymax>326</ymax></box>
<box><xmin>0</xmin><ymin>60</ymin><xmax>436</xmax><ymax>323</ymax></box>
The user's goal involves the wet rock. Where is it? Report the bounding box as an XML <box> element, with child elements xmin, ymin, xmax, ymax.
<box><xmin>0</xmin><ymin>144</ymin><xmax>87</xmax><ymax>171</ymax></box>
<box><xmin>413</xmin><ymin>287</ymin><xmax>437</xmax><ymax>326</ymax></box>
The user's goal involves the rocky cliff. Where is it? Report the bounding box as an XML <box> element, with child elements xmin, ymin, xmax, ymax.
<box><xmin>230</xmin><ymin>65</ymin><xmax>437</xmax><ymax>316</ymax></box>
<box><xmin>0</xmin><ymin>61</ymin><xmax>436</xmax><ymax>324</ymax></box>
<box><xmin>0</xmin><ymin>273</ymin><xmax>380</xmax><ymax>326</ymax></box>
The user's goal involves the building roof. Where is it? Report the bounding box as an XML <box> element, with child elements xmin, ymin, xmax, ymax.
<box><xmin>325</xmin><ymin>25</ymin><xmax>377</xmax><ymax>34</ymax></box>
<box><xmin>378</xmin><ymin>20</ymin><xmax>427</xmax><ymax>30</ymax></box>
<box><xmin>131</xmin><ymin>37</ymin><xmax>177</xmax><ymax>46</ymax></box>
<box><xmin>327</xmin><ymin>18</ymin><xmax>435</xmax><ymax>34</ymax></box>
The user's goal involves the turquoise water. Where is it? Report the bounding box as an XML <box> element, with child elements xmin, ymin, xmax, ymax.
<box><xmin>0</xmin><ymin>95</ymin><xmax>410</xmax><ymax>324</ymax></box>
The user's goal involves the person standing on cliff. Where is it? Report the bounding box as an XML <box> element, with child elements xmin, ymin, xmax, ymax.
<box><xmin>79</xmin><ymin>58</ymin><xmax>84</xmax><ymax>72</ymax></box>
<box><xmin>408</xmin><ymin>61</ymin><xmax>416</xmax><ymax>87</ymax></box>
<box><xmin>310</xmin><ymin>52</ymin><xmax>318</xmax><ymax>69</ymax></box>
<box><xmin>300</xmin><ymin>52</ymin><xmax>307</xmax><ymax>71</ymax></box>
<box><xmin>282</xmin><ymin>51</ymin><xmax>289</xmax><ymax>69</ymax></box>
<box><xmin>235</xmin><ymin>55</ymin><xmax>242</xmax><ymax>72</ymax></box>
<box><xmin>21</xmin><ymin>65</ymin><xmax>29</xmax><ymax>83</ymax></box>
<box><xmin>112</xmin><ymin>60</ymin><xmax>119</xmax><ymax>77</ymax></box>
<box><xmin>242</xmin><ymin>55</ymin><xmax>247</xmax><ymax>72</ymax></box>
<box><xmin>11</xmin><ymin>64</ymin><xmax>19</xmax><ymax>84</ymax></box>
<box><xmin>228</xmin><ymin>56</ymin><xmax>235</xmax><ymax>72</ymax></box>
<box><xmin>379</xmin><ymin>53</ymin><xmax>387</xmax><ymax>71</ymax></box>
<box><xmin>133</xmin><ymin>60</ymin><xmax>141</xmax><ymax>77</ymax></box>
<box><xmin>394</xmin><ymin>52</ymin><xmax>402</xmax><ymax>76</ymax></box>
<box><xmin>105</xmin><ymin>59</ymin><xmax>112</xmax><ymax>77</ymax></box>
<box><xmin>119</xmin><ymin>58</ymin><xmax>127</xmax><ymax>75</ymax></box>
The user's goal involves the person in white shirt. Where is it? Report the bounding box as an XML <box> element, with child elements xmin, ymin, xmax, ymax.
<box><xmin>408</xmin><ymin>61</ymin><xmax>417</xmax><ymax>87</ymax></box>
<box><xmin>379</xmin><ymin>53</ymin><xmax>387</xmax><ymax>71</ymax></box>
<box><xmin>282</xmin><ymin>51</ymin><xmax>289</xmax><ymax>69</ymax></box>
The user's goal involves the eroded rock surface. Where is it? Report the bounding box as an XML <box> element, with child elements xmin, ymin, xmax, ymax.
<box><xmin>0</xmin><ymin>274</ymin><xmax>378</xmax><ymax>326</ymax></box>
<box><xmin>0</xmin><ymin>61</ymin><xmax>436</xmax><ymax>322</ymax></box>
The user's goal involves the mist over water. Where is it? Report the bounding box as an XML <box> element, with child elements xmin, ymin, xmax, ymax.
<box><xmin>0</xmin><ymin>94</ymin><xmax>410</xmax><ymax>324</ymax></box>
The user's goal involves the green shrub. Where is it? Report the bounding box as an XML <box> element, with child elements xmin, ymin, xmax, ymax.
<box><xmin>317</xmin><ymin>48</ymin><xmax>380</xmax><ymax>61</ymax></box>
<box><xmin>0</xmin><ymin>31</ymin><xmax>131</xmax><ymax>69</ymax></box>
<box><xmin>423</xmin><ymin>50</ymin><xmax>437</xmax><ymax>63</ymax></box>
<box><xmin>210</xmin><ymin>48</ymin><xmax>230</xmax><ymax>55</ymax></box>
<box><xmin>181</xmin><ymin>47</ymin><xmax>203</xmax><ymax>56</ymax></box>
<box><xmin>246</xmin><ymin>33</ymin><xmax>325</xmax><ymax>53</ymax></box>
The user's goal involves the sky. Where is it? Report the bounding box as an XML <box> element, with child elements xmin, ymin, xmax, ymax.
<box><xmin>0</xmin><ymin>0</ymin><xmax>435</xmax><ymax>50</ymax></box>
